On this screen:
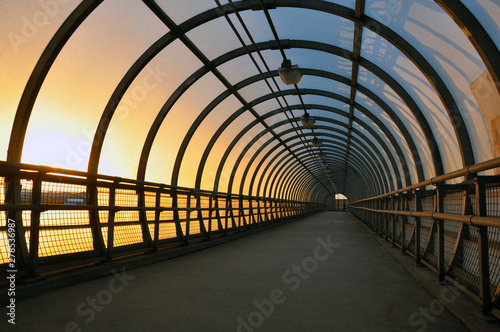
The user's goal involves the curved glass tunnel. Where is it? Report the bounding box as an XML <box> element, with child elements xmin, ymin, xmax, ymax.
<box><xmin>1</xmin><ymin>0</ymin><xmax>500</xmax><ymax>318</ymax></box>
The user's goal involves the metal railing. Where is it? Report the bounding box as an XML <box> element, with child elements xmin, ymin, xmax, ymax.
<box><xmin>0</xmin><ymin>161</ymin><xmax>323</xmax><ymax>280</ymax></box>
<box><xmin>349</xmin><ymin>158</ymin><xmax>500</xmax><ymax>317</ymax></box>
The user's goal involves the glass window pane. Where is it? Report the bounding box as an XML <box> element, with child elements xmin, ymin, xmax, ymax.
<box><xmin>326</xmin><ymin>0</ymin><xmax>356</xmax><ymax>9</ymax></box>
<box><xmin>147</xmin><ymin>73</ymin><xmax>226</xmax><ymax>184</ymax></box>
<box><xmin>245</xmin><ymin>140</ymin><xmax>282</xmax><ymax>197</ymax></box>
<box><xmin>201</xmin><ymin>112</ymin><xmax>256</xmax><ymax>191</ymax></box>
<box><xmin>217</xmin><ymin>55</ymin><xmax>262</xmax><ymax>86</ymax></box>
<box><xmin>180</xmin><ymin>95</ymin><xmax>242</xmax><ymax>189</ymax></box>
<box><xmin>357</xmin><ymin>66</ymin><xmax>462</xmax><ymax>174</ymax></box>
<box><xmin>268</xmin><ymin>8</ymin><xmax>354</xmax><ymax>52</ymax></box>
<box><xmin>461</xmin><ymin>0</ymin><xmax>500</xmax><ymax>51</ymax></box>
<box><xmin>0</xmin><ymin>0</ymin><xmax>82</xmax><ymax>160</ymax></box>
<box><xmin>99</xmin><ymin>40</ymin><xmax>202</xmax><ymax>178</ymax></box>
<box><xmin>365</xmin><ymin>0</ymin><xmax>488</xmax><ymax>169</ymax></box>
<box><xmin>21</xmin><ymin>0</ymin><xmax>167</xmax><ymax>171</ymax></box>
<box><xmin>186</xmin><ymin>16</ymin><xmax>243</xmax><ymax>61</ymax></box>
<box><xmin>155</xmin><ymin>0</ymin><xmax>223</xmax><ymax>25</ymax></box>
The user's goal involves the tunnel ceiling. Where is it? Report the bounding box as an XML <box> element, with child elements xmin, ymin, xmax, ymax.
<box><xmin>1</xmin><ymin>0</ymin><xmax>499</xmax><ymax>203</ymax></box>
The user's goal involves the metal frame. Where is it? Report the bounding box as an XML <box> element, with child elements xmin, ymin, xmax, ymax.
<box><xmin>7</xmin><ymin>0</ymin><xmax>491</xmax><ymax>207</ymax></box>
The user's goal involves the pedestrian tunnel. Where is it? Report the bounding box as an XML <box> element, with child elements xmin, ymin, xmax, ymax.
<box><xmin>1</xmin><ymin>0</ymin><xmax>500</xmax><ymax>322</ymax></box>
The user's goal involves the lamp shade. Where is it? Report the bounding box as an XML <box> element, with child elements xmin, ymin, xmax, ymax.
<box><xmin>300</xmin><ymin>113</ymin><xmax>316</xmax><ymax>128</ymax></box>
<box><xmin>311</xmin><ymin>137</ymin><xmax>323</xmax><ymax>147</ymax></box>
<box><xmin>318</xmin><ymin>152</ymin><xmax>326</xmax><ymax>159</ymax></box>
<box><xmin>278</xmin><ymin>59</ymin><xmax>302</xmax><ymax>85</ymax></box>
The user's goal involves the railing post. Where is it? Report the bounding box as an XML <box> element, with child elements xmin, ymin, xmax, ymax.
<box><xmin>475</xmin><ymin>176</ymin><xmax>492</xmax><ymax>314</ymax></box>
<box><xmin>185</xmin><ymin>194</ymin><xmax>191</xmax><ymax>242</ymax></box>
<box><xmin>28</xmin><ymin>172</ymin><xmax>43</xmax><ymax>277</ymax></box>
<box><xmin>414</xmin><ymin>190</ymin><xmax>422</xmax><ymax>265</ymax></box>
<box><xmin>376</xmin><ymin>198</ymin><xmax>381</xmax><ymax>237</ymax></box>
<box><xmin>384</xmin><ymin>197</ymin><xmax>389</xmax><ymax>238</ymax></box>
<box><xmin>107</xmin><ymin>183</ymin><xmax>116</xmax><ymax>259</ymax></box>
<box><xmin>391</xmin><ymin>195</ymin><xmax>396</xmax><ymax>247</ymax></box>
<box><xmin>87</xmin><ymin>174</ymin><xmax>106</xmax><ymax>256</ymax></box>
<box><xmin>172</xmin><ymin>189</ymin><xmax>185</xmax><ymax>243</ymax></box>
<box><xmin>154</xmin><ymin>188</ymin><xmax>161</xmax><ymax>248</ymax></box>
<box><xmin>5</xmin><ymin>175</ymin><xmax>29</xmax><ymax>269</ymax></box>
<box><xmin>195</xmin><ymin>191</ymin><xmax>207</xmax><ymax>238</ymax></box>
<box><xmin>138</xmin><ymin>184</ymin><xmax>154</xmax><ymax>249</ymax></box>
<box><xmin>207</xmin><ymin>194</ymin><xmax>213</xmax><ymax>238</ymax></box>
<box><xmin>401</xmin><ymin>194</ymin><xmax>406</xmax><ymax>253</ymax></box>
<box><xmin>436</xmin><ymin>185</ymin><xmax>445</xmax><ymax>282</ymax></box>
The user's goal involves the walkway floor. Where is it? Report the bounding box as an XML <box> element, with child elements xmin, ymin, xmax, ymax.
<box><xmin>2</xmin><ymin>212</ymin><xmax>469</xmax><ymax>331</ymax></box>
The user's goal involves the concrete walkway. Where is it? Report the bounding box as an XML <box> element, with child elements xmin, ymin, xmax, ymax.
<box><xmin>2</xmin><ymin>212</ymin><xmax>469</xmax><ymax>331</ymax></box>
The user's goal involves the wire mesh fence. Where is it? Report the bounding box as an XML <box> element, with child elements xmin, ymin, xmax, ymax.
<box><xmin>350</xmin><ymin>171</ymin><xmax>500</xmax><ymax>316</ymax></box>
<box><xmin>0</xmin><ymin>162</ymin><xmax>322</xmax><ymax>279</ymax></box>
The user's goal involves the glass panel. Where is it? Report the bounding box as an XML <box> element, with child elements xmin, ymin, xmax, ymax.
<box><xmin>21</xmin><ymin>0</ymin><xmax>166</xmax><ymax>171</ymax></box>
<box><xmin>179</xmin><ymin>95</ymin><xmax>242</xmax><ymax>189</ymax></box>
<box><xmin>298</xmin><ymin>76</ymin><xmax>351</xmax><ymax>99</ymax></box>
<box><xmin>313</xmin><ymin>109</ymin><xmax>348</xmax><ymax>124</ymax></box>
<box><xmin>217</xmin><ymin>54</ymin><xmax>262</xmax><ymax>86</ymax></box>
<box><xmin>355</xmin><ymin>92</ymin><xmax>420</xmax><ymax>182</ymax></box>
<box><xmin>326</xmin><ymin>0</ymin><xmax>356</xmax><ymax>9</ymax></box>
<box><xmin>0</xmin><ymin>0</ymin><xmax>82</xmax><ymax>161</ymax></box>
<box><xmin>461</xmin><ymin>0</ymin><xmax>500</xmax><ymax>51</ymax></box>
<box><xmin>186</xmin><ymin>16</ymin><xmax>244</xmax><ymax>61</ymax></box>
<box><xmin>365</xmin><ymin>0</ymin><xmax>488</xmax><ymax>169</ymax></box>
<box><xmin>147</xmin><ymin>72</ymin><xmax>226</xmax><ymax>185</ymax></box>
<box><xmin>201</xmin><ymin>112</ymin><xmax>256</xmax><ymax>191</ymax></box>
<box><xmin>100</xmin><ymin>40</ymin><xmax>203</xmax><ymax>178</ymax></box>
<box><xmin>248</xmin><ymin>141</ymin><xmax>283</xmax><ymax>197</ymax></box>
<box><xmin>155</xmin><ymin>0</ymin><xmax>223</xmax><ymax>25</ymax></box>
<box><xmin>252</xmin><ymin>99</ymin><xmax>283</xmax><ymax>117</ymax></box>
<box><xmin>352</xmin><ymin>122</ymin><xmax>398</xmax><ymax>186</ymax></box>
<box><xmin>218</xmin><ymin>123</ymin><xmax>268</xmax><ymax>194</ymax></box>
<box><xmin>238</xmin><ymin>80</ymin><xmax>275</xmax><ymax>103</ymax></box>
<box><xmin>357</xmin><ymin>66</ymin><xmax>461</xmax><ymax>174</ymax></box>
<box><xmin>302</xmin><ymin>95</ymin><xmax>350</xmax><ymax>113</ymax></box>
<box><xmin>238</xmin><ymin>132</ymin><xmax>275</xmax><ymax>195</ymax></box>
<box><xmin>268</xmin><ymin>8</ymin><xmax>354</xmax><ymax>52</ymax></box>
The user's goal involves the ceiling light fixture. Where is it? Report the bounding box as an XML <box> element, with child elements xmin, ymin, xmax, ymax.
<box><xmin>318</xmin><ymin>152</ymin><xmax>326</xmax><ymax>159</ymax></box>
<box><xmin>311</xmin><ymin>137</ymin><xmax>323</xmax><ymax>147</ymax></box>
<box><xmin>300</xmin><ymin>112</ymin><xmax>315</xmax><ymax>128</ymax></box>
<box><xmin>278</xmin><ymin>59</ymin><xmax>302</xmax><ymax>85</ymax></box>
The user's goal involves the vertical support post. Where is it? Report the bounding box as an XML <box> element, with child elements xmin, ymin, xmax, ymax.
<box><xmin>87</xmin><ymin>174</ymin><xmax>106</xmax><ymax>256</ymax></box>
<box><xmin>172</xmin><ymin>190</ymin><xmax>185</xmax><ymax>243</ymax></box>
<box><xmin>185</xmin><ymin>193</ymin><xmax>191</xmax><ymax>243</ymax></box>
<box><xmin>5</xmin><ymin>175</ymin><xmax>29</xmax><ymax>268</ymax></box>
<box><xmin>383</xmin><ymin>198</ymin><xmax>388</xmax><ymax>238</ymax></box>
<box><xmin>138</xmin><ymin>184</ymin><xmax>154</xmax><ymax>249</ymax></box>
<box><xmin>391</xmin><ymin>196</ymin><xmax>396</xmax><ymax>247</ymax></box>
<box><xmin>107</xmin><ymin>184</ymin><xmax>116</xmax><ymax>259</ymax></box>
<box><xmin>196</xmin><ymin>191</ymin><xmax>207</xmax><ymax>238</ymax></box>
<box><xmin>154</xmin><ymin>188</ymin><xmax>160</xmax><ymax>248</ymax></box>
<box><xmin>414</xmin><ymin>190</ymin><xmax>422</xmax><ymax>264</ymax></box>
<box><xmin>249</xmin><ymin>198</ymin><xmax>255</xmax><ymax>225</ymax></box>
<box><xmin>401</xmin><ymin>194</ymin><xmax>406</xmax><ymax>252</ymax></box>
<box><xmin>28</xmin><ymin>172</ymin><xmax>43</xmax><ymax>277</ymax></box>
<box><xmin>207</xmin><ymin>194</ymin><xmax>213</xmax><ymax>239</ymax></box>
<box><xmin>214</xmin><ymin>194</ymin><xmax>225</xmax><ymax>235</ymax></box>
<box><xmin>475</xmin><ymin>176</ymin><xmax>492</xmax><ymax>314</ymax></box>
<box><xmin>239</xmin><ymin>196</ymin><xmax>246</xmax><ymax>227</ymax></box>
<box><xmin>376</xmin><ymin>198</ymin><xmax>381</xmax><ymax>237</ymax></box>
<box><xmin>436</xmin><ymin>186</ymin><xmax>445</xmax><ymax>282</ymax></box>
